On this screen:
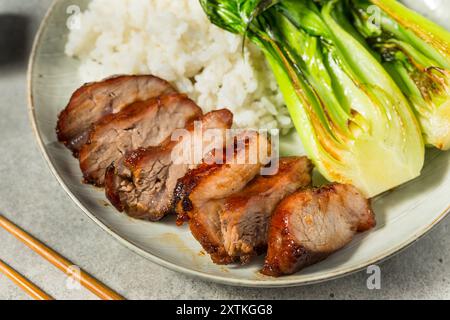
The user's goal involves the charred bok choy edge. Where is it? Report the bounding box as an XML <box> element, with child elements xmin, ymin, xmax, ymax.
<box><xmin>341</xmin><ymin>0</ymin><xmax>450</xmax><ymax>150</ymax></box>
<box><xmin>199</xmin><ymin>0</ymin><xmax>424</xmax><ymax>197</ymax></box>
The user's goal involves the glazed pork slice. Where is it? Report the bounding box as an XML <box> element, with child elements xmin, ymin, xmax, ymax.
<box><xmin>220</xmin><ymin>157</ymin><xmax>313</xmax><ymax>264</ymax></box>
<box><xmin>174</xmin><ymin>132</ymin><xmax>272</xmax><ymax>264</ymax></box>
<box><xmin>174</xmin><ymin>131</ymin><xmax>273</xmax><ymax>221</ymax></box>
<box><xmin>56</xmin><ymin>75</ymin><xmax>176</xmax><ymax>156</ymax></box>
<box><xmin>104</xmin><ymin>109</ymin><xmax>233</xmax><ymax>221</ymax></box>
<box><xmin>79</xmin><ymin>94</ymin><xmax>202</xmax><ymax>187</ymax></box>
<box><xmin>261</xmin><ymin>184</ymin><xmax>376</xmax><ymax>277</ymax></box>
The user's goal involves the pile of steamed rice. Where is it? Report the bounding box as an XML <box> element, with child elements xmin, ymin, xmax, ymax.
<box><xmin>65</xmin><ymin>0</ymin><xmax>293</xmax><ymax>134</ymax></box>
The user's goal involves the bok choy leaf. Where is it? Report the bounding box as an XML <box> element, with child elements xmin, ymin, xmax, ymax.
<box><xmin>345</xmin><ymin>0</ymin><xmax>450</xmax><ymax>150</ymax></box>
<box><xmin>200</xmin><ymin>0</ymin><xmax>425</xmax><ymax>197</ymax></box>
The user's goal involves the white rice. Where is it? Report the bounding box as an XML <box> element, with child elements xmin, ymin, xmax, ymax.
<box><xmin>65</xmin><ymin>0</ymin><xmax>293</xmax><ymax>134</ymax></box>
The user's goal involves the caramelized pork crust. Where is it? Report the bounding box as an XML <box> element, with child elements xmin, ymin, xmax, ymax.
<box><xmin>79</xmin><ymin>94</ymin><xmax>202</xmax><ymax>187</ymax></box>
<box><xmin>174</xmin><ymin>131</ymin><xmax>273</xmax><ymax>222</ymax></box>
<box><xmin>262</xmin><ymin>184</ymin><xmax>376</xmax><ymax>277</ymax></box>
<box><xmin>173</xmin><ymin>132</ymin><xmax>273</xmax><ymax>264</ymax></box>
<box><xmin>104</xmin><ymin>109</ymin><xmax>233</xmax><ymax>221</ymax></box>
<box><xmin>220</xmin><ymin>157</ymin><xmax>313</xmax><ymax>264</ymax></box>
<box><xmin>57</xmin><ymin>75</ymin><xmax>176</xmax><ymax>156</ymax></box>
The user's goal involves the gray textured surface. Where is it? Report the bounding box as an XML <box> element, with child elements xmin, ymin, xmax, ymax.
<box><xmin>0</xmin><ymin>0</ymin><xmax>449</xmax><ymax>300</ymax></box>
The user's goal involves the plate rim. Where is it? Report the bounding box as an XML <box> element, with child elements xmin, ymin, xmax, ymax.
<box><xmin>26</xmin><ymin>0</ymin><xmax>450</xmax><ymax>288</ymax></box>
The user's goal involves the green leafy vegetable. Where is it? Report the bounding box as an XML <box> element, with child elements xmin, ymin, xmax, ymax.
<box><xmin>200</xmin><ymin>0</ymin><xmax>425</xmax><ymax>197</ymax></box>
<box><xmin>344</xmin><ymin>0</ymin><xmax>450</xmax><ymax>150</ymax></box>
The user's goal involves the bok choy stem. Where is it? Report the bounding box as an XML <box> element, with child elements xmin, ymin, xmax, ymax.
<box><xmin>200</xmin><ymin>0</ymin><xmax>425</xmax><ymax>197</ymax></box>
<box><xmin>346</xmin><ymin>0</ymin><xmax>450</xmax><ymax>150</ymax></box>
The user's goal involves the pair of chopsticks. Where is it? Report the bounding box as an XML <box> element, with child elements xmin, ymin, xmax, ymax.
<box><xmin>0</xmin><ymin>214</ymin><xmax>125</xmax><ymax>300</ymax></box>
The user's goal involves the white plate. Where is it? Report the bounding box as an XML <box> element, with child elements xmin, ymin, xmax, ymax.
<box><xmin>28</xmin><ymin>0</ymin><xmax>450</xmax><ymax>287</ymax></box>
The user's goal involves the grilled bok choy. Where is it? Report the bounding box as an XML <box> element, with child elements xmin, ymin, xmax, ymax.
<box><xmin>200</xmin><ymin>0</ymin><xmax>424</xmax><ymax>197</ymax></box>
<box><xmin>345</xmin><ymin>0</ymin><xmax>450</xmax><ymax>150</ymax></box>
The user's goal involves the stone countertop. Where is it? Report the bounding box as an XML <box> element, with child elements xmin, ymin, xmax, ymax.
<box><xmin>0</xmin><ymin>0</ymin><xmax>448</xmax><ymax>300</ymax></box>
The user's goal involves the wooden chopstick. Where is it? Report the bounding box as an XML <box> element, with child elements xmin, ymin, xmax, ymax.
<box><xmin>0</xmin><ymin>259</ymin><xmax>54</xmax><ymax>300</ymax></box>
<box><xmin>0</xmin><ymin>214</ymin><xmax>125</xmax><ymax>300</ymax></box>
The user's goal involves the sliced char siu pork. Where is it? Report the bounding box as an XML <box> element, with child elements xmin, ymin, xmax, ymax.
<box><xmin>262</xmin><ymin>184</ymin><xmax>376</xmax><ymax>277</ymax></box>
<box><xmin>57</xmin><ymin>75</ymin><xmax>176</xmax><ymax>156</ymax></box>
<box><xmin>79</xmin><ymin>94</ymin><xmax>202</xmax><ymax>187</ymax></box>
<box><xmin>219</xmin><ymin>157</ymin><xmax>313</xmax><ymax>264</ymax></box>
<box><xmin>104</xmin><ymin>109</ymin><xmax>233</xmax><ymax>221</ymax></box>
<box><xmin>174</xmin><ymin>132</ymin><xmax>272</xmax><ymax>264</ymax></box>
